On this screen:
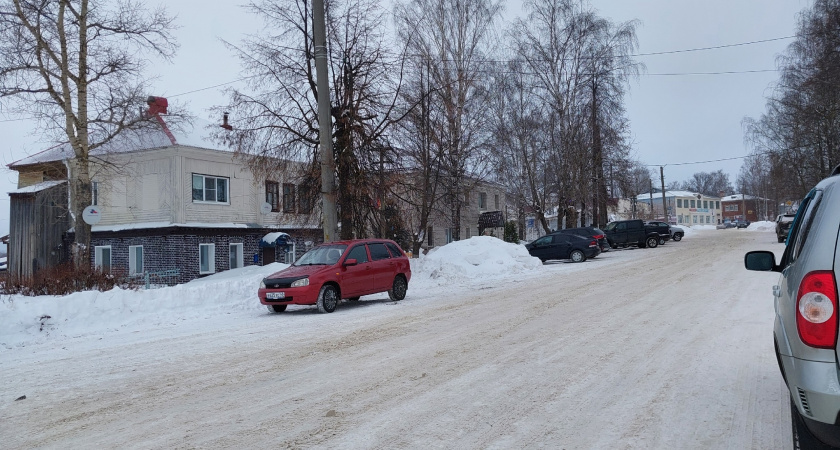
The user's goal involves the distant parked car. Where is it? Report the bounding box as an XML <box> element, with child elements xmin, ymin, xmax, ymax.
<box><xmin>550</xmin><ymin>226</ymin><xmax>609</xmax><ymax>252</ymax></box>
<box><xmin>526</xmin><ymin>233</ymin><xmax>600</xmax><ymax>263</ymax></box>
<box><xmin>745</xmin><ymin>164</ymin><xmax>840</xmax><ymax>448</ymax></box>
<box><xmin>776</xmin><ymin>213</ymin><xmax>796</xmax><ymax>243</ymax></box>
<box><xmin>258</xmin><ymin>239</ymin><xmax>411</xmax><ymax>313</ymax></box>
<box><xmin>736</xmin><ymin>220</ymin><xmax>750</xmax><ymax>229</ymax></box>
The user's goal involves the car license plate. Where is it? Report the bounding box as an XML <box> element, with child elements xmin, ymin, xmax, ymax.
<box><xmin>266</xmin><ymin>292</ymin><xmax>285</xmax><ymax>300</ymax></box>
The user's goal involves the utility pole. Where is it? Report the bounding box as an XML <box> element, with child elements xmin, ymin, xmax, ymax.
<box><xmin>649</xmin><ymin>180</ymin><xmax>654</xmax><ymax>220</ymax></box>
<box><xmin>313</xmin><ymin>0</ymin><xmax>337</xmax><ymax>242</ymax></box>
<box><xmin>660</xmin><ymin>166</ymin><xmax>668</xmax><ymax>224</ymax></box>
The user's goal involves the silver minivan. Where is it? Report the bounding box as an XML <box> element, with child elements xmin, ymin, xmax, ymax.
<box><xmin>746</xmin><ymin>165</ymin><xmax>840</xmax><ymax>449</ymax></box>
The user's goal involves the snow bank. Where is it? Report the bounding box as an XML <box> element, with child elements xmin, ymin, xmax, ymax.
<box><xmin>745</xmin><ymin>220</ymin><xmax>775</xmax><ymax>232</ymax></box>
<box><xmin>0</xmin><ymin>263</ymin><xmax>288</xmax><ymax>349</ymax></box>
<box><xmin>411</xmin><ymin>236</ymin><xmax>541</xmax><ymax>283</ymax></box>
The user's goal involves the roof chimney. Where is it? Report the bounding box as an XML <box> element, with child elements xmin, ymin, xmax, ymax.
<box><xmin>146</xmin><ymin>96</ymin><xmax>168</xmax><ymax>116</ymax></box>
<box><xmin>220</xmin><ymin>112</ymin><xmax>233</xmax><ymax>130</ymax></box>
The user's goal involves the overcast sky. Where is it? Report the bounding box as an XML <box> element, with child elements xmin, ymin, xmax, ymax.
<box><xmin>0</xmin><ymin>0</ymin><xmax>811</xmax><ymax>239</ymax></box>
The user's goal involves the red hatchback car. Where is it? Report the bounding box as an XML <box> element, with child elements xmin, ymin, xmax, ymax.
<box><xmin>258</xmin><ymin>239</ymin><xmax>412</xmax><ymax>313</ymax></box>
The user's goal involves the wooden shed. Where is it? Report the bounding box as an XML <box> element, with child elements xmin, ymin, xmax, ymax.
<box><xmin>8</xmin><ymin>180</ymin><xmax>70</xmax><ymax>278</ymax></box>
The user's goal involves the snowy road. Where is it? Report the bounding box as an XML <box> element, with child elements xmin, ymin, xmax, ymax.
<box><xmin>2</xmin><ymin>230</ymin><xmax>791</xmax><ymax>448</ymax></box>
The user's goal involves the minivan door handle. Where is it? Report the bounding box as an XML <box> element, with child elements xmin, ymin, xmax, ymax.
<box><xmin>773</xmin><ymin>285</ymin><xmax>782</xmax><ymax>297</ymax></box>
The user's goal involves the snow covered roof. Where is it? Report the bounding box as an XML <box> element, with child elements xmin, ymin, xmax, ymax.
<box><xmin>721</xmin><ymin>194</ymin><xmax>762</xmax><ymax>202</ymax></box>
<box><xmin>260</xmin><ymin>232</ymin><xmax>292</xmax><ymax>248</ymax></box>
<box><xmin>636</xmin><ymin>190</ymin><xmax>722</xmax><ymax>201</ymax></box>
<box><xmin>8</xmin><ymin>116</ymin><xmax>225</xmax><ymax>168</ymax></box>
<box><xmin>8</xmin><ymin>180</ymin><xmax>67</xmax><ymax>195</ymax></box>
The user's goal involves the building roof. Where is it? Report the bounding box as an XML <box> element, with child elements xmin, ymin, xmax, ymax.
<box><xmin>8</xmin><ymin>180</ymin><xmax>67</xmax><ymax>195</ymax></box>
<box><xmin>636</xmin><ymin>190</ymin><xmax>720</xmax><ymax>201</ymax></box>
<box><xmin>720</xmin><ymin>194</ymin><xmax>763</xmax><ymax>202</ymax></box>
<box><xmin>8</xmin><ymin>116</ymin><xmax>224</xmax><ymax>168</ymax></box>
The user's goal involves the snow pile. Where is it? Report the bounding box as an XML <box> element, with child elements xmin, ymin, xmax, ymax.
<box><xmin>0</xmin><ymin>263</ymin><xmax>288</xmax><ymax>349</ymax></box>
<box><xmin>745</xmin><ymin>220</ymin><xmax>776</xmax><ymax>232</ymax></box>
<box><xmin>412</xmin><ymin>236</ymin><xmax>541</xmax><ymax>282</ymax></box>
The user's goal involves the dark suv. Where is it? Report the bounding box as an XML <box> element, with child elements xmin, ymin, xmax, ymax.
<box><xmin>745</xmin><ymin>165</ymin><xmax>840</xmax><ymax>448</ymax></box>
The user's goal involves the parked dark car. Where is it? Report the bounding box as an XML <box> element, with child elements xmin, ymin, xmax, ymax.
<box><xmin>258</xmin><ymin>238</ymin><xmax>411</xmax><ymax>313</ymax></box>
<box><xmin>776</xmin><ymin>213</ymin><xmax>796</xmax><ymax>243</ymax></box>
<box><xmin>550</xmin><ymin>226</ymin><xmax>609</xmax><ymax>252</ymax></box>
<box><xmin>736</xmin><ymin>220</ymin><xmax>750</xmax><ymax>229</ymax></box>
<box><xmin>745</xmin><ymin>164</ymin><xmax>840</xmax><ymax>448</ymax></box>
<box><xmin>526</xmin><ymin>233</ymin><xmax>600</xmax><ymax>263</ymax></box>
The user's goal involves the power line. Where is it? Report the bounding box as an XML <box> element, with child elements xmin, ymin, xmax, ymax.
<box><xmin>633</xmin><ymin>36</ymin><xmax>794</xmax><ymax>58</ymax></box>
<box><xmin>647</xmin><ymin>150</ymin><xmax>777</xmax><ymax>167</ymax></box>
<box><xmin>646</xmin><ymin>69</ymin><xmax>777</xmax><ymax>76</ymax></box>
<box><xmin>0</xmin><ymin>34</ymin><xmax>796</xmax><ymax>124</ymax></box>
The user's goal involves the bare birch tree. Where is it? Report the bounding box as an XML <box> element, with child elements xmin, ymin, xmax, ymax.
<box><xmin>216</xmin><ymin>0</ymin><xmax>405</xmax><ymax>239</ymax></box>
<box><xmin>394</xmin><ymin>0</ymin><xmax>502</xmax><ymax>243</ymax></box>
<box><xmin>0</xmin><ymin>0</ymin><xmax>178</xmax><ymax>267</ymax></box>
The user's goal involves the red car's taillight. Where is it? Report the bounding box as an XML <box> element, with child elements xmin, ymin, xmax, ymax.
<box><xmin>796</xmin><ymin>271</ymin><xmax>838</xmax><ymax>349</ymax></box>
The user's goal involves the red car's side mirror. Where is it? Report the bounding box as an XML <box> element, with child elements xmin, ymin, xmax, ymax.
<box><xmin>343</xmin><ymin>258</ymin><xmax>358</xmax><ymax>266</ymax></box>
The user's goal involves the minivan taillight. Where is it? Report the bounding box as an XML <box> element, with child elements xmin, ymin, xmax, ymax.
<box><xmin>593</xmin><ymin>234</ymin><xmax>605</xmax><ymax>240</ymax></box>
<box><xmin>588</xmin><ymin>240</ymin><xmax>598</xmax><ymax>248</ymax></box>
<box><xmin>796</xmin><ymin>271</ymin><xmax>838</xmax><ymax>349</ymax></box>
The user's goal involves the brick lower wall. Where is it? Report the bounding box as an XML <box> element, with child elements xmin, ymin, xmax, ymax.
<box><xmin>87</xmin><ymin>227</ymin><xmax>323</xmax><ymax>285</ymax></box>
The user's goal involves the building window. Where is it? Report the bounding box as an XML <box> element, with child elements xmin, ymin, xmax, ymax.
<box><xmin>128</xmin><ymin>245</ymin><xmax>143</xmax><ymax>276</ymax></box>
<box><xmin>706</xmin><ymin>216</ymin><xmax>711</xmax><ymax>224</ymax></box>
<box><xmin>283</xmin><ymin>183</ymin><xmax>295</xmax><ymax>213</ymax></box>
<box><xmin>199</xmin><ymin>243</ymin><xmax>215</xmax><ymax>274</ymax></box>
<box><xmin>716</xmin><ymin>201</ymin><xmax>720</xmax><ymax>209</ymax></box>
<box><xmin>229</xmin><ymin>243</ymin><xmax>243</xmax><ymax>270</ymax></box>
<box><xmin>703</xmin><ymin>200</ymin><xmax>708</xmax><ymax>209</ymax></box>
<box><xmin>445</xmin><ymin>228</ymin><xmax>454</xmax><ymax>243</ymax></box>
<box><xmin>494</xmin><ymin>194</ymin><xmax>500</xmax><ymax>210</ymax></box>
<box><xmin>677</xmin><ymin>199</ymin><xmax>682</xmax><ymax>208</ymax></box>
<box><xmin>725</xmin><ymin>204</ymin><xmax>738</xmax><ymax>212</ymax></box>
<box><xmin>427</xmin><ymin>226</ymin><xmax>434</xmax><ymax>246</ymax></box>
<box><xmin>693</xmin><ymin>215</ymin><xmax>698</xmax><ymax>223</ymax></box>
<box><xmin>298</xmin><ymin>185</ymin><xmax>314</xmax><ymax>214</ymax></box>
<box><xmin>678</xmin><ymin>214</ymin><xmax>684</xmax><ymax>223</ymax></box>
<box><xmin>94</xmin><ymin>246</ymin><xmax>111</xmax><ymax>273</ymax></box>
<box><xmin>266</xmin><ymin>181</ymin><xmax>280</xmax><ymax>212</ymax></box>
<box><xmin>690</xmin><ymin>199</ymin><xmax>695</xmax><ymax>208</ymax></box>
<box><xmin>478</xmin><ymin>192</ymin><xmax>487</xmax><ymax>209</ymax></box>
<box><xmin>192</xmin><ymin>174</ymin><xmax>229</xmax><ymax>203</ymax></box>
<box><xmin>92</xmin><ymin>181</ymin><xmax>99</xmax><ymax>206</ymax></box>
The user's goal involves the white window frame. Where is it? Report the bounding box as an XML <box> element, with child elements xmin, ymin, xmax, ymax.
<box><xmin>199</xmin><ymin>243</ymin><xmax>216</xmax><ymax>274</ymax></box>
<box><xmin>229</xmin><ymin>243</ymin><xmax>244</xmax><ymax>270</ymax></box>
<box><xmin>94</xmin><ymin>246</ymin><xmax>112</xmax><ymax>272</ymax></box>
<box><xmin>129</xmin><ymin>245</ymin><xmax>144</xmax><ymax>276</ymax></box>
<box><xmin>192</xmin><ymin>174</ymin><xmax>230</xmax><ymax>204</ymax></box>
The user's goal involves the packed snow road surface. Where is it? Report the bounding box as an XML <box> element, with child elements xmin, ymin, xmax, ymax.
<box><xmin>2</xmin><ymin>228</ymin><xmax>790</xmax><ymax>448</ymax></box>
